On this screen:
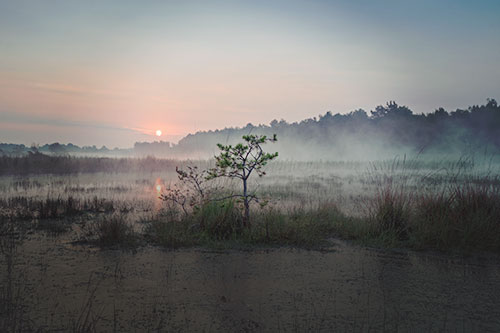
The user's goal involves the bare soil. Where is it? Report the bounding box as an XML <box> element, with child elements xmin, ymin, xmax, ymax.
<box><xmin>3</xmin><ymin>235</ymin><xmax>500</xmax><ymax>332</ymax></box>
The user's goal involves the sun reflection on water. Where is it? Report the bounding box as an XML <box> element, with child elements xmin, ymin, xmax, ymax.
<box><xmin>154</xmin><ymin>178</ymin><xmax>164</xmax><ymax>211</ymax></box>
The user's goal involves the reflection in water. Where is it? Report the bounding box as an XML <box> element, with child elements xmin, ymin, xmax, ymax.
<box><xmin>154</xmin><ymin>177</ymin><xmax>164</xmax><ymax>211</ymax></box>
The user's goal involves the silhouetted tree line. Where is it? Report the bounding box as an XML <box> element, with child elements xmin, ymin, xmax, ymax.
<box><xmin>164</xmin><ymin>99</ymin><xmax>500</xmax><ymax>160</ymax></box>
<box><xmin>1</xmin><ymin>99</ymin><xmax>499</xmax><ymax>160</ymax></box>
<box><xmin>0</xmin><ymin>142</ymin><xmax>124</xmax><ymax>156</ymax></box>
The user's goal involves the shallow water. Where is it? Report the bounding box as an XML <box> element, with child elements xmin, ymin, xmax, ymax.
<box><xmin>3</xmin><ymin>235</ymin><xmax>500</xmax><ymax>332</ymax></box>
<box><xmin>1</xmin><ymin>159</ymin><xmax>478</xmax><ymax>219</ymax></box>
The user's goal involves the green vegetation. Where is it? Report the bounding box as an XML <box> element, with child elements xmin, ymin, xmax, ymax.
<box><xmin>207</xmin><ymin>134</ymin><xmax>278</xmax><ymax>226</ymax></box>
<box><xmin>144</xmin><ymin>201</ymin><xmax>363</xmax><ymax>250</ymax></box>
<box><xmin>1</xmin><ymin>150</ymin><xmax>500</xmax><ymax>253</ymax></box>
<box><xmin>144</xmin><ymin>177</ymin><xmax>500</xmax><ymax>253</ymax></box>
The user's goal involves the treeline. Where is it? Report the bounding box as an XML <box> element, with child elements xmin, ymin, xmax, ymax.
<box><xmin>2</xmin><ymin>99</ymin><xmax>499</xmax><ymax>160</ymax></box>
<box><xmin>166</xmin><ymin>99</ymin><xmax>500</xmax><ymax>160</ymax></box>
<box><xmin>0</xmin><ymin>142</ymin><xmax>134</xmax><ymax>157</ymax></box>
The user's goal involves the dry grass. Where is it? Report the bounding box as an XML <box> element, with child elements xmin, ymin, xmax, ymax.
<box><xmin>411</xmin><ymin>178</ymin><xmax>500</xmax><ymax>251</ymax></box>
<box><xmin>83</xmin><ymin>214</ymin><xmax>138</xmax><ymax>248</ymax></box>
<box><xmin>1</xmin><ymin>155</ymin><xmax>500</xmax><ymax>252</ymax></box>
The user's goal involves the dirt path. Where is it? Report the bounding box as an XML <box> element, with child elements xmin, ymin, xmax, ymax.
<box><xmin>3</xmin><ymin>237</ymin><xmax>500</xmax><ymax>332</ymax></box>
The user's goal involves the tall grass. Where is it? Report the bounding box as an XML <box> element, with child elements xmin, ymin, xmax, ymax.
<box><xmin>365</xmin><ymin>156</ymin><xmax>420</xmax><ymax>242</ymax></box>
<box><xmin>411</xmin><ymin>177</ymin><xmax>500</xmax><ymax>251</ymax></box>
<box><xmin>366</xmin><ymin>156</ymin><xmax>500</xmax><ymax>251</ymax></box>
<box><xmin>0</xmin><ymin>196</ymin><xmax>116</xmax><ymax>220</ymax></box>
<box><xmin>144</xmin><ymin>200</ymin><xmax>367</xmax><ymax>249</ymax></box>
<box><xmin>83</xmin><ymin>214</ymin><xmax>137</xmax><ymax>247</ymax></box>
<box><xmin>2</xmin><ymin>154</ymin><xmax>500</xmax><ymax>252</ymax></box>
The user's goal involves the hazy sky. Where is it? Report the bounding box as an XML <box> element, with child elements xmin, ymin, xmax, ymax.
<box><xmin>1</xmin><ymin>0</ymin><xmax>499</xmax><ymax>148</ymax></box>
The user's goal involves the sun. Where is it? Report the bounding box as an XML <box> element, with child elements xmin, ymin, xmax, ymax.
<box><xmin>155</xmin><ymin>129</ymin><xmax>162</xmax><ymax>137</ymax></box>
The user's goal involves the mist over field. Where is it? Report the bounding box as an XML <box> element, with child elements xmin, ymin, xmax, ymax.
<box><xmin>2</xmin><ymin>1</ymin><xmax>500</xmax><ymax>331</ymax></box>
<box><xmin>2</xmin><ymin>99</ymin><xmax>500</xmax><ymax>162</ymax></box>
<box><xmin>167</xmin><ymin>99</ymin><xmax>500</xmax><ymax>160</ymax></box>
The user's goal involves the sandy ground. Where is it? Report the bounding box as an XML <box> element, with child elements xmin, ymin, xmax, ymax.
<box><xmin>2</xmin><ymin>235</ymin><xmax>500</xmax><ymax>332</ymax></box>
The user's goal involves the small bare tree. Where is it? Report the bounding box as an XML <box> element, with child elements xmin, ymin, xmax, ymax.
<box><xmin>160</xmin><ymin>166</ymin><xmax>210</xmax><ymax>217</ymax></box>
<box><xmin>207</xmin><ymin>134</ymin><xmax>278</xmax><ymax>227</ymax></box>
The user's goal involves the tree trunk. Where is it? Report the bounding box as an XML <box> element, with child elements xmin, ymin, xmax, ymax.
<box><xmin>243</xmin><ymin>178</ymin><xmax>250</xmax><ymax>227</ymax></box>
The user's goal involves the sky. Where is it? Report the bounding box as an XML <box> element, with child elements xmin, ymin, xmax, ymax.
<box><xmin>1</xmin><ymin>0</ymin><xmax>499</xmax><ymax>148</ymax></box>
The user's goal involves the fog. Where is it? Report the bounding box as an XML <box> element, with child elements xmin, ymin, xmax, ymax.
<box><xmin>1</xmin><ymin>100</ymin><xmax>499</xmax><ymax>163</ymax></box>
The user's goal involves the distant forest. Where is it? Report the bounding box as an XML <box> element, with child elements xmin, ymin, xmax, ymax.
<box><xmin>2</xmin><ymin>99</ymin><xmax>500</xmax><ymax>160</ymax></box>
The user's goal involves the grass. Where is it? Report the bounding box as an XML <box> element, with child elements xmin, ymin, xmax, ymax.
<box><xmin>2</xmin><ymin>156</ymin><xmax>500</xmax><ymax>331</ymax></box>
<box><xmin>0</xmin><ymin>196</ymin><xmax>117</xmax><ymax>221</ymax></box>
<box><xmin>2</xmin><ymin>155</ymin><xmax>500</xmax><ymax>253</ymax></box>
<box><xmin>143</xmin><ymin>156</ymin><xmax>500</xmax><ymax>253</ymax></box>
<box><xmin>144</xmin><ymin>200</ymin><xmax>371</xmax><ymax>250</ymax></box>
<box><xmin>4</xmin><ymin>176</ymin><xmax>496</xmax><ymax>253</ymax></box>
<box><xmin>362</xmin><ymin>158</ymin><xmax>500</xmax><ymax>252</ymax></box>
<box><xmin>83</xmin><ymin>214</ymin><xmax>138</xmax><ymax>248</ymax></box>
<box><xmin>410</xmin><ymin>179</ymin><xmax>500</xmax><ymax>252</ymax></box>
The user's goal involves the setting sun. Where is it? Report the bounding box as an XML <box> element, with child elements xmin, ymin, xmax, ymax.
<box><xmin>155</xmin><ymin>130</ymin><xmax>162</xmax><ymax>137</ymax></box>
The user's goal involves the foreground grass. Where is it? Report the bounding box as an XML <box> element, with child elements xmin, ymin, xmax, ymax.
<box><xmin>144</xmin><ymin>202</ymin><xmax>370</xmax><ymax>250</ymax></box>
<box><xmin>143</xmin><ymin>174</ymin><xmax>500</xmax><ymax>254</ymax></box>
<box><xmin>2</xmin><ymin>166</ymin><xmax>500</xmax><ymax>253</ymax></box>
<box><xmin>367</xmin><ymin>173</ymin><xmax>500</xmax><ymax>253</ymax></box>
<box><xmin>3</xmin><ymin>193</ymin><xmax>499</xmax><ymax>253</ymax></box>
<box><xmin>142</xmin><ymin>201</ymin><xmax>411</xmax><ymax>252</ymax></box>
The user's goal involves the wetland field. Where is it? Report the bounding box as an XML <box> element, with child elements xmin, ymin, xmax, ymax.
<box><xmin>3</xmin><ymin>0</ymin><xmax>500</xmax><ymax>330</ymax></box>
<box><xmin>1</xmin><ymin>154</ymin><xmax>500</xmax><ymax>331</ymax></box>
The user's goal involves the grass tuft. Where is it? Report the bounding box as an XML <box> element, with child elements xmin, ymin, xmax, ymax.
<box><xmin>84</xmin><ymin>214</ymin><xmax>137</xmax><ymax>248</ymax></box>
<box><xmin>411</xmin><ymin>179</ymin><xmax>500</xmax><ymax>252</ymax></box>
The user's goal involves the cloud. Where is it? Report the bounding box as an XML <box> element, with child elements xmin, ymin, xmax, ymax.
<box><xmin>0</xmin><ymin>109</ymin><xmax>139</xmax><ymax>134</ymax></box>
<box><xmin>28</xmin><ymin>82</ymin><xmax>126</xmax><ymax>98</ymax></box>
